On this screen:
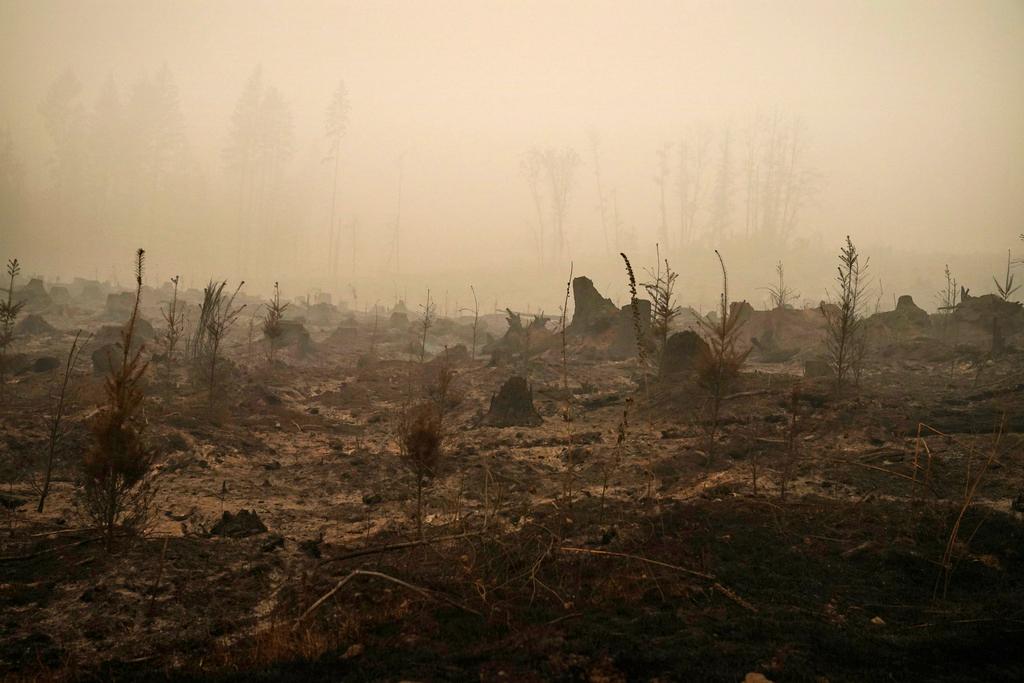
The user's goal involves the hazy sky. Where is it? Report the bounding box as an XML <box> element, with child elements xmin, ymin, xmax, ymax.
<box><xmin>1</xmin><ymin>0</ymin><xmax>1022</xmax><ymax>303</ymax></box>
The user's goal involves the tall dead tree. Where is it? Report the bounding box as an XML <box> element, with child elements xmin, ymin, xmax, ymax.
<box><xmin>324</xmin><ymin>80</ymin><xmax>350</xmax><ymax>288</ymax></box>
<box><xmin>744</xmin><ymin>113</ymin><xmax>814</xmax><ymax>243</ymax></box>
<box><xmin>223</xmin><ymin>67</ymin><xmax>263</xmax><ymax>276</ymax></box>
<box><xmin>655</xmin><ymin>142</ymin><xmax>671</xmax><ymax>249</ymax></box>
<box><xmin>587</xmin><ymin>130</ymin><xmax>611</xmax><ymax>254</ymax></box>
<box><xmin>707</xmin><ymin>126</ymin><xmax>735</xmax><ymax>242</ymax></box>
<box><xmin>541</xmin><ymin>147</ymin><xmax>580</xmax><ymax>263</ymax></box>
<box><xmin>522</xmin><ymin>149</ymin><xmax>548</xmax><ymax>266</ymax></box>
<box><xmin>223</xmin><ymin>68</ymin><xmax>293</xmax><ymax>277</ymax></box>
<box><xmin>677</xmin><ymin>128</ymin><xmax>710</xmax><ymax>247</ymax></box>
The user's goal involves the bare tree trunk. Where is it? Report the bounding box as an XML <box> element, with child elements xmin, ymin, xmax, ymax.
<box><xmin>327</xmin><ymin>150</ymin><xmax>341</xmax><ymax>284</ymax></box>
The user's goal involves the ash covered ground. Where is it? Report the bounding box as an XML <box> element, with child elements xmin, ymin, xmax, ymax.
<box><xmin>1</xmin><ymin>271</ymin><xmax>1022</xmax><ymax>682</ymax></box>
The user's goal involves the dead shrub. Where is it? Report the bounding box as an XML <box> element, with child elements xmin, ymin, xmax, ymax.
<box><xmin>398</xmin><ymin>401</ymin><xmax>444</xmax><ymax>539</ymax></box>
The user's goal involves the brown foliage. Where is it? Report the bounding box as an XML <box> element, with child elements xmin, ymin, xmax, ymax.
<box><xmin>398</xmin><ymin>401</ymin><xmax>444</xmax><ymax>538</ymax></box>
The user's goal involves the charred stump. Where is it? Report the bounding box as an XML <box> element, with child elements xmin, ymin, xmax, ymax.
<box><xmin>484</xmin><ymin>376</ymin><xmax>542</xmax><ymax>427</ymax></box>
<box><xmin>659</xmin><ymin>330</ymin><xmax>710</xmax><ymax>378</ymax></box>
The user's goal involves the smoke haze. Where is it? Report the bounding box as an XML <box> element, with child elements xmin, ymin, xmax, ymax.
<box><xmin>1</xmin><ymin>0</ymin><xmax>1022</xmax><ymax>311</ymax></box>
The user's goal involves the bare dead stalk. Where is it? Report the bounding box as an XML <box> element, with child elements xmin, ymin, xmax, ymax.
<box><xmin>319</xmin><ymin>531</ymin><xmax>483</xmax><ymax>566</ymax></box>
<box><xmin>37</xmin><ymin>330</ymin><xmax>90</xmax><ymax>513</ymax></box>
<box><xmin>560</xmin><ymin>263</ymin><xmax>575</xmax><ymax>510</ymax></box>
<box><xmin>559</xmin><ymin>546</ymin><xmax>713</xmax><ymax>580</ymax></box>
<box><xmin>935</xmin><ymin>416</ymin><xmax>1005</xmax><ymax>600</ymax></box>
<box><xmin>292</xmin><ymin>569</ymin><xmax>481</xmax><ymax>630</ymax></box>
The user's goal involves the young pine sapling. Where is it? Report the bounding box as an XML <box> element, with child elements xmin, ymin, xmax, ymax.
<box><xmin>418</xmin><ymin>289</ymin><xmax>435</xmax><ymax>363</ymax></box>
<box><xmin>642</xmin><ymin>250</ymin><xmax>680</xmax><ymax>376</ymax></box>
<box><xmin>764</xmin><ymin>260</ymin><xmax>798</xmax><ymax>310</ymax></box>
<box><xmin>81</xmin><ymin>249</ymin><xmax>155</xmax><ymax>551</ymax></box>
<box><xmin>160</xmin><ymin>275</ymin><xmax>186</xmax><ymax>365</ymax></box>
<box><xmin>937</xmin><ymin>265</ymin><xmax>960</xmax><ymax>379</ymax></box>
<box><xmin>821</xmin><ymin>236</ymin><xmax>870</xmax><ymax>393</ymax></box>
<box><xmin>263</xmin><ymin>281</ymin><xmax>288</xmax><ymax>365</ymax></box>
<box><xmin>696</xmin><ymin>250</ymin><xmax>750</xmax><ymax>468</ymax></box>
<box><xmin>0</xmin><ymin>258</ymin><xmax>26</xmax><ymax>402</ymax></box>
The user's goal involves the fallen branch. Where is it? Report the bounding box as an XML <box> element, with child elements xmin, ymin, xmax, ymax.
<box><xmin>724</xmin><ymin>389</ymin><xmax>772</xmax><ymax>401</ymax></box>
<box><xmin>319</xmin><ymin>531</ymin><xmax>483</xmax><ymax>567</ymax></box>
<box><xmin>837</xmin><ymin>459</ymin><xmax>940</xmax><ymax>497</ymax></box>
<box><xmin>712</xmin><ymin>581</ymin><xmax>758</xmax><ymax>613</ymax></box>
<box><xmin>560</xmin><ymin>546</ymin><xmax>757</xmax><ymax>612</ymax></box>
<box><xmin>0</xmin><ymin>536</ymin><xmax>101</xmax><ymax>562</ymax></box>
<box><xmin>29</xmin><ymin>527</ymin><xmax>95</xmax><ymax>538</ymax></box>
<box><xmin>559</xmin><ymin>546</ymin><xmax>714</xmax><ymax>580</ymax></box>
<box><xmin>293</xmin><ymin>569</ymin><xmax>480</xmax><ymax>630</ymax></box>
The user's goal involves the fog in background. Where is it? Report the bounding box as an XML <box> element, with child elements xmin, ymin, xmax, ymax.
<box><xmin>1</xmin><ymin>0</ymin><xmax>1022</xmax><ymax>315</ymax></box>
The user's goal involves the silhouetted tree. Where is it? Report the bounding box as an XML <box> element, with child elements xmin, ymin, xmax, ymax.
<box><xmin>224</xmin><ymin>67</ymin><xmax>265</xmax><ymax>275</ymax></box>
<box><xmin>707</xmin><ymin>126</ymin><xmax>735</xmax><ymax>241</ymax></box>
<box><xmin>743</xmin><ymin>113</ymin><xmax>815</xmax><ymax>242</ymax></box>
<box><xmin>542</xmin><ymin>147</ymin><xmax>580</xmax><ymax>262</ymax></box>
<box><xmin>39</xmin><ymin>69</ymin><xmax>87</xmax><ymax>223</ymax></box>
<box><xmin>324</xmin><ymin>80</ymin><xmax>350</xmax><ymax>286</ymax></box>
<box><xmin>655</xmin><ymin>142</ymin><xmax>671</xmax><ymax>249</ymax></box>
<box><xmin>223</xmin><ymin>68</ymin><xmax>294</xmax><ymax>276</ymax></box>
<box><xmin>677</xmin><ymin>126</ymin><xmax>710</xmax><ymax>247</ymax></box>
<box><xmin>87</xmin><ymin>76</ymin><xmax>126</xmax><ymax>232</ymax></box>
<box><xmin>125</xmin><ymin>65</ymin><xmax>188</xmax><ymax>243</ymax></box>
<box><xmin>587</xmin><ymin>130</ymin><xmax>611</xmax><ymax>255</ymax></box>
<box><xmin>521</xmin><ymin>148</ymin><xmax>547</xmax><ymax>266</ymax></box>
<box><xmin>0</xmin><ymin>129</ymin><xmax>25</xmax><ymax>231</ymax></box>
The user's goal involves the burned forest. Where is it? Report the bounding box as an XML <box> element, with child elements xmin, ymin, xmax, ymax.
<box><xmin>2</xmin><ymin>2</ymin><xmax>1024</xmax><ymax>682</ymax></box>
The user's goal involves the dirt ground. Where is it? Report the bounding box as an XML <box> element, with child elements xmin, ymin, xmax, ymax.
<box><xmin>1</xmin><ymin>300</ymin><xmax>1023</xmax><ymax>682</ymax></box>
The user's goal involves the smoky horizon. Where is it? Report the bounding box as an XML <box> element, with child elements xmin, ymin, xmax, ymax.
<box><xmin>1</xmin><ymin>0</ymin><xmax>1022</xmax><ymax>313</ymax></box>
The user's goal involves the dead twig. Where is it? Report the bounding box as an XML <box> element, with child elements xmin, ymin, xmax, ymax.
<box><xmin>293</xmin><ymin>569</ymin><xmax>481</xmax><ymax>630</ymax></box>
<box><xmin>836</xmin><ymin>459</ymin><xmax>941</xmax><ymax>498</ymax></box>
<box><xmin>712</xmin><ymin>581</ymin><xmax>758</xmax><ymax>613</ymax></box>
<box><xmin>0</xmin><ymin>536</ymin><xmax>102</xmax><ymax>562</ymax></box>
<box><xmin>559</xmin><ymin>546</ymin><xmax>713</xmax><ymax>580</ymax></box>
<box><xmin>146</xmin><ymin>537</ymin><xmax>170</xmax><ymax>618</ymax></box>
<box><xmin>560</xmin><ymin>546</ymin><xmax>757</xmax><ymax>612</ymax></box>
<box><xmin>319</xmin><ymin>531</ymin><xmax>482</xmax><ymax>566</ymax></box>
<box><xmin>29</xmin><ymin>527</ymin><xmax>94</xmax><ymax>538</ymax></box>
<box><xmin>724</xmin><ymin>389</ymin><xmax>772</xmax><ymax>401</ymax></box>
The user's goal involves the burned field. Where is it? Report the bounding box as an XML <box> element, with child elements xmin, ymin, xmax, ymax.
<box><xmin>1</xmin><ymin>260</ymin><xmax>1023</xmax><ymax>682</ymax></box>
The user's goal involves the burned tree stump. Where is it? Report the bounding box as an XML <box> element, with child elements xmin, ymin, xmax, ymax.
<box><xmin>210</xmin><ymin>509</ymin><xmax>268</xmax><ymax>538</ymax></box>
<box><xmin>659</xmin><ymin>331</ymin><xmax>710</xmax><ymax>378</ymax></box>
<box><xmin>569</xmin><ymin>276</ymin><xmax>619</xmax><ymax>333</ymax></box>
<box><xmin>484</xmin><ymin>376</ymin><xmax>542</xmax><ymax>427</ymax></box>
<box><xmin>14</xmin><ymin>314</ymin><xmax>57</xmax><ymax>337</ymax></box>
